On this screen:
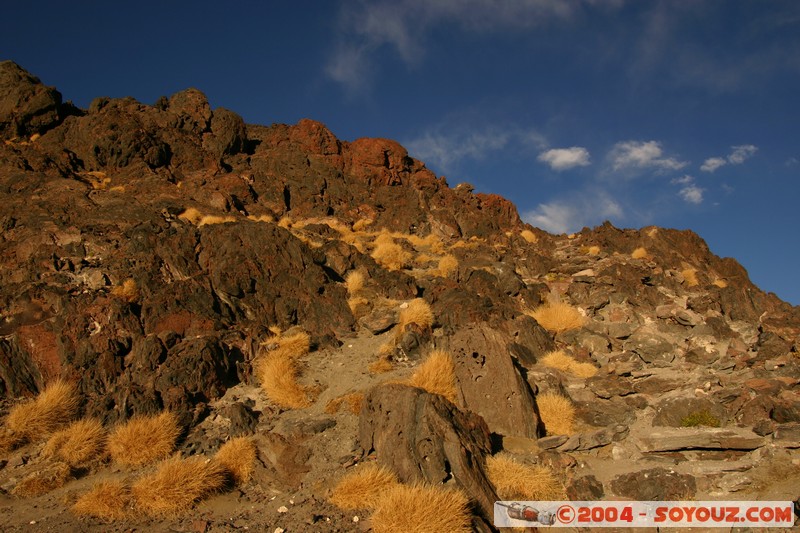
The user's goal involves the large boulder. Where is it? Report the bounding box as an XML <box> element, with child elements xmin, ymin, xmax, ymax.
<box><xmin>358</xmin><ymin>384</ymin><xmax>498</xmax><ymax>523</ymax></box>
<box><xmin>442</xmin><ymin>324</ymin><xmax>543</xmax><ymax>439</ymax></box>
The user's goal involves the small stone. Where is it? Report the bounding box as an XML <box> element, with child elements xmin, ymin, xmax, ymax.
<box><xmin>353</xmin><ymin>516</ymin><xmax>360</xmax><ymax>522</ymax></box>
<box><xmin>277</xmin><ymin>506</ymin><xmax>289</xmax><ymax>513</ymax></box>
<box><xmin>274</xmin><ymin>528</ymin><xmax>285</xmax><ymax>533</ymax></box>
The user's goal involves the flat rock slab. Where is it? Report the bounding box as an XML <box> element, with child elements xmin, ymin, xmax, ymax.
<box><xmin>636</xmin><ymin>427</ymin><xmax>765</xmax><ymax>452</ymax></box>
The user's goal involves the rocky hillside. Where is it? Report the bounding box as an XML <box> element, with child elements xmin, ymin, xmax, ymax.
<box><xmin>1</xmin><ymin>60</ymin><xmax>798</xmax><ymax>531</ymax></box>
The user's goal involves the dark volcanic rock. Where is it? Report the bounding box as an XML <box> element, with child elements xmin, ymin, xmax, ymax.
<box><xmin>441</xmin><ymin>324</ymin><xmax>542</xmax><ymax>439</ymax></box>
<box><xmin>611</xmin><ymin>468</ymin><xmax>697</xmax><ymax>500</ymax></box>
<box><xmin>0</xmin><ymin>61</ymin><xmax>63</xmax><ymax>139</ymax></box>
<box><xmin>358</xmin><ymin>384</ymin><xmax>498</xmax><ymax>522</ymax></box>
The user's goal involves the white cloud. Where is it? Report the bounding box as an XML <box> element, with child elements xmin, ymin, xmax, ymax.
<box><xmin>523</xmin><ymin>190</ymin><xmax>623</xmax><ymax>234</ymax></box>
<box><xmin>679</xmin><ymin>185</ymin><xmax>704</xmax><ymax>204</ymax></box>
<box><xmin>537</xmin><ymin>147</ymin><xmax>591</xmax><ymax>171</ymax></box>
<box><xmin>700</xmin><ymin>157</ymin><xmax>727</xmax><ymax>173</ymax></box>
<box><xmin>404</xmin><ymin>121</ymin><xmax>547</xmax><ymax>171</ymax></box>
<box><xmin>700</xmin><ymin>145</ymin><xmax>758</xmax><ymax>172</ymax></box>
<box><xmin>728</xmin><ymin>144</ymin><xmax>757</xmax><ymax>164</ymax></box>
<box><xmin>609</xmin><ymin>140</ymin><xmax>688</xmax><ymax>173</ymax></box>
<box><xmin>670</xmin><ymin>174</ymin><xmax>693</xmax><ymax>185</ymax></box>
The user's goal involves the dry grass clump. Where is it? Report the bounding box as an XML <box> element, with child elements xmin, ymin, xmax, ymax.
<box><xmin>277</xmin><ymin>215</ymin><xmax>293</xmax><ymax>229</ymax></box>
<box><xmin>407</xmin><ymin>234</ymin><xmax>445</xmax><ymax>254</ymax></box>
<box><xmin>398</xmin><ymin>298</ymin><xmax>434</xmax><ymax>331</ymax></box>
<box><xmin>345</xmin><ymin>270</ymin><xmax>366</xmax><ymax>295</ymax></box>
<box><xmin>256</xmin><ymin>331</ymin><xmax>313</xmax><ymax>409</ymax></box>
<box><xmin>5</xmin><ymin>379</ymin><xmax>81</xmax><ymax>442</ymax></box>
<box><xmin>369</xmin><ymin>356</ymin><xmax>394</xmax><ymax>374</ymax></box>
<box><xmin>486</xmin><ymin>454</ymin><xmax>565</xmax><ymax>500</ymax></box>
<box><xmin>537</xmin><ymin>392</ymin><xmax>575</xmax><ymax>435</ymax></box>
<box><xmin>177</xmin><ymin>207</ymin><xmax>203</xmax><ymax>224</ymax></box>
<box><xmin>405</xmin><ymin>350</ymin><xmax>458</xmax><ymax>403</ymax></box>
<box><xmin>246</xmin><ymin>213</ymin><xmax>274</xmax><ymax>223</ymax></box>
<box><xmin>713</xmin><ymin>278</ymin><xmax>728</xmax><ymax>288</ymax></box>
<box><xmin>329</xmin><ymin>463</ymin><xmax>399</xmax><ymax>510</ymax></box>
<box><xmin>372</xmin><ymin>240</ymin><xmax>412</xmax><ymax>271</ymax></box>
<box><xmin>540</xmin><ymin>350</ymin><xmax>597</xmax><ymax>378</ymax></box>
<box><xmin>370</xmin><ymin>483</ymin><xmax>472</xmax><ymax>533</ymax></box>
<box><xmin>111</xmin><ymin>278</ymin><xmax>140</xmax><ymax>302</ymax></box>
<box><xmin>43</xmin><ymin>418</ymin><xmax>106</xmax><ymax>466</ymax></box>
<box><xmin>132</xmin><ymin>455</ymin><xmax>228</xmax><ymax>516</ymax></box>
<box><xmin>682</xmin><ymin>267</ymin><xmax>699</xmax><ymax>287</ymax></box>
<box><xmin>348</xmin><ymin>295</ymin><xmax>370</xmax><ymax>315</ymax></box>
<box><xmin>107</xmin><ymin>411</ymin><xmax>181</xmax><ymax>467</ymax></box>
<box><xmin>198</xmin><ymin>214</ymin><xmax>236</xmax><ymax>226</ymax></box>
<box><xmin>528</xmin><ymin>301</ymin><xmax>585</xmax><ymax>334</ymax></box>
<box><xmin>435</xmin><ymin>254</ymin><xmax>459</xmax><ymax>277</ymax></box>
<box><xmin>352</xmin><ymin>218</ymin><xmax>373</xmax><ymax>232</ymax></box>
<box><xmin>520</xmin><ymin>229</ymin><xmax>538</xmax><ymax>244</ymax></box>
<box><xmin>631</xmin><ymin>247</ymin><xmax>649</xmax><ymax>259</ymax></box>
<box><xmin>215</xmin><ymin>437</ymin><xmax>257</xmax><ymax>486</ymax></box>
<box><xmin>325</xmin><ymin>392</ymin><xmax>365</xmax><ymax>415</ymax></box>
<box><xmin>12</xmin><ymin>462</ymin><xmax>73</xmax><ymax>497</ymax></box>
<box><xmin>585</xmin><ymin>245</ymin><xmax>601</xmax><ymax>255</ymax></box>
<box><xmin>72</xmin><ymin>480</ymin><xmax>132</xmax><ymax>521</ymax></box>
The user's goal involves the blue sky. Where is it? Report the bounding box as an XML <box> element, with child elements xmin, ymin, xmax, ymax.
<box><xmin>3</xmin><ymin>1</ymin><xmax>798</xmax><ymax>305</ymax></box>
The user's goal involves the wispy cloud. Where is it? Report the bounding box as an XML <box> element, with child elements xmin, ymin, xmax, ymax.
<box><xmin>404</xmin><ymin>121</ymin><xmax>546</xmax><ymax>171</ymax></box>
<box><xmin>608</xmin><ymin>140</ymin><xmax>688</xmax><ymax>173</ymax></box>
<box><xmin>537</xmin><ymin>147</ymin><xmax>591</xmax><ymax>171</ymax></box>
<box><xmin>522</xmin><ymin>189</ymin><xmax>623</xmax><ymax>234</ymax></box>
<box><xmin>327</xmin><ymin>0</ymin><xmax>626</xmax><ymax>91</ymax></box>
<box><xmin>700</xmin><ymin>144</ymin><xmax>758</xmax><ymax>172</ymax></box>
<box><xmin>679</xmin><ymin>184</ymin><xmax>704</xmax><ymax>204</ymax></box>
<box><xmin>700</xmin><ymin>157</ymin><xmax>727</xmax><ymax>173</ymax></box>
<box><xmin>728</xmin><ymin>144</ymin><xmax>758</xmax><ymax>164</ymax></box>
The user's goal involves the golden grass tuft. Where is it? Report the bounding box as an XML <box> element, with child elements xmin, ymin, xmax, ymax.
<box><xmin>528</xmin><ymin>301</ymin><xmax>585</xmax><ymax>334</ymax></box>
<box><xmin>352</xmin><ymin>218</ymin><xmax>373</xmax><ymax>232</ymax></box>
<box><xmin>537</xmin><ymin>392</ymin><xmax>575</xmax><ymax>435</ymax></box>
<box><xmin>197</xmin><ymin>214</ymin><xmax>236</xmax><ymax>226</ymax></box>
<box><xmin>585</xmin><ymin>245</ymin><xmax>601</xmax><ymax>255</ymax></box>
<box><xmin>329</xmin><ymin>463</ymin><xmax>399</xmax><ymax>510</ymax></box>
<box><xmin>540</xmin><ymin>350</ymin><xmax>597</xmax><ymax>378</ymax></box>
<box><xmin>713</xmin><ymin>278</ymin><xmax>728</xmax><ymax>288</ymax></box>
<box><xmin>435</xmin><ymin>254</ymin><xmax>459</xmax><ymax>278</ymax></box>
<box><xmin>520</xmin><ymin>229</ymin><xmax>538</xmax><ymax>244</ymax></box>
<box><xmin>72</xmin><ymin>480</ymin><xmax>132</xmax><ymax>521</ymax></box>
<box><xmin>0</xmin><ymin>428</ymin><xmax>26</xmax><ymax>453</ymax></box>
<box><xmin>486</xmin><ymin>454</ymin><xmax>565</xmax><ymax>501</ymax></box>
<box><xmin>398</xmin><ymin>298</ymin><xmax>434</xmax><ymax>331</ymax></box>
<box><xmin>107</xmin><ymin>411</ymin><xmax>181</xmax><ymax>467</ymax></box>
<box><xmin>132</xmin><ymin>455</ymin><xmax>228</xmax><ymax>516</ymax></box>
<box><xmin>5</xmin><ymin>379</ymin><xmax>81</xmax><ymax>442</ymax></box>
<box><xmin>345</xmin><ymin>270</ymin><xmax>366</xmax><ymax>295</ymax></box>
<box><xmin>369</xmin><ymin>356</ymin><xmax>394</xmax><ymax>374</ymax></box>
<box><xmin>370</xmin><ymin>483</ymin><xmax>472</xmax><ymax>533</ymax></box>
<box><xmin>277</xmin><ymin>215</ymin><xmax>293</xmax><ymax>229</ymax></box>
<box><xmin>111</xmin><ymin>278</ymin><xmax>140</xmax><ymax>303</ymax></box>
<box><xmin>256</xmin><ymin>331</ymin><xmax>313</xmax><ymax>409</ymax></box>
<box><xmin>43</xmin><ymin>418</ymin><xmax>106</xmax><ymax>466</ymax></box>
<box><xmin>631</xmin><ymin>246</ymin><xmax>649</xmax><ymax>259</ymax></box>
<box><xmin>325</xmin><ymin>392</ymin><xmax>365</xmax><ymax>415</ymax></box>
<box><xmin>372</xmin><ymin>241</ymin><xmax>412</xmax><ymax>271</ymax></box>
<box><xmin>247</xmin><ymin>213</ymin><xmax>274</xmax><ymax>223</ymax></box>
<box><xmin>178</xmin><ymin>207</ymin><xmax>203</xmax><ymax>224</ymax></box>
<box><xmin>682</xmin><ymin>268</ymin><xmax>699</xmax><ymax>287</ymax></box>
<box><xmin>12</xmin><ymin>462</ymin><xmax>72</xmax><ymax>497</ymax></box>
<box><xmin>348</xmin><ymin>295</ymin><xmax>370</xmax><ymax>315</ymax></box>
<box><xmin>405</xmin><ymin>350</ymin><xmax>458</xmax><ymax>403</ymax></box>
<box><xmin>407</xmin><ymin>234</ymin><xmax>445</xmax><ymax>254</ymax></box>
<box><xmin>215</xmin><ymin>437</ymin><xmax>257</xmax><ymax>486</ymax></box>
